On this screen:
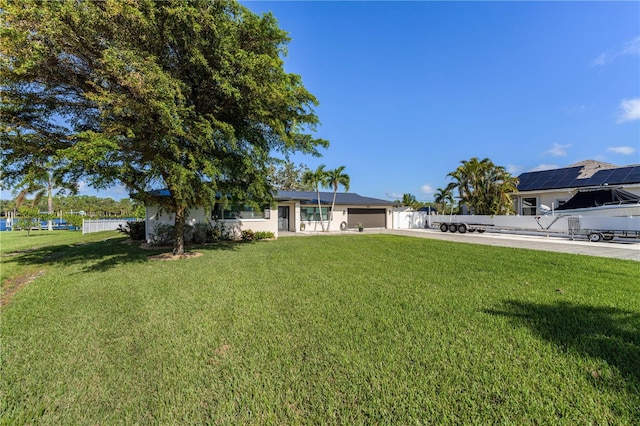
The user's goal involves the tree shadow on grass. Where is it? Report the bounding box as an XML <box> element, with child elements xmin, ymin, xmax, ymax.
<box><xmin>4</xmin><ymin>237</ymin><xmax>239</xmax><ymax>273</ymax></box>
<box><xmin>485</xmin><ymin>300</ymin><xmax>640</xmax><ymax>391</ymax></box>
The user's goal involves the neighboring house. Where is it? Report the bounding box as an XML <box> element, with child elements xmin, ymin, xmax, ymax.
<box><xmin>144</xmin><ymin>189</ymin><xmax>395</xmax><ymax>241</ymax></box>
<box><xmin>514</xmin><ymin>160</ymin><xmax>640</xmax><ymax>215</ymax></box>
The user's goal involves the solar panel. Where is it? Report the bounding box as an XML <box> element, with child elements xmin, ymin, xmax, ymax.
<box><xmin>605</xmin><ymin>168</ymin><xmax>632</xmax><ymax>184</ymax></box>
<box><xmin>537</xmin><ymin>175</ymin><xmax>558</xmax><ymax>190</ymax></box>
<box><xmin>517</xmin><ymin>165</ymin><xmax>640</xmax><ymax>191</ymax></box>
<box><xmin>556</xmin><ymin>176</ymin><xmax>576</xmax><ymax>187</ymax></box>
<box><xmin>519</xmin><ymin>175</ymin><xmax>544</xmax><ymax>191</ymax></box>
<box><xmin>583</xmin><ymin>170</ymin><xmax>612</xmax><ymax>186</ymax></box>
<box><xmin>623</xmin><ymin>168</ymin><xmax>640</xmax><ymax>183</ymax></box>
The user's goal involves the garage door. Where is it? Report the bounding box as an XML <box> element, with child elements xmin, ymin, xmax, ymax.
<box><xmin>347</xmin><ymin>208</ymin><xmax>386</xmax><ymax>228</ymax></box>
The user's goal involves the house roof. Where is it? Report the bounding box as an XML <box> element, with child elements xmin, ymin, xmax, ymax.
<box><xmin>517</xmin><ymin>161</ymin><xmax>640</xmax><ymax>192</ymax></box>
<box><xmin>145</xmin><ymin>189</ymin><xmax>395</xmax><ymax>206</ymax></box>
<box><xmin>276</xmin><ymin>190</ymin><xmax>395</xmax><ymax>206</ymax></box>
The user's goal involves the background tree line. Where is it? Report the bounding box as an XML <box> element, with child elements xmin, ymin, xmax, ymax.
<box><xmin>1</xmin><ymin>195</ymin><xmax>144</xmax><ymax>219</ymax></box>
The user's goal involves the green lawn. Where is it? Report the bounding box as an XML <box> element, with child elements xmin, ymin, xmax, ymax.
<box><xmin>1</xmin><ymin>231</ymin><xmax>639</xmax><ymax>424</ymax></box>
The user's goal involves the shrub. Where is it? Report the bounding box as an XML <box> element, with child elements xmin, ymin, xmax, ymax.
<box><xmin>183</xmin><ymin>224</ymin><xmax>194</xmax><ymax>243</ymax></box>
<box><xmin>254</xmin><ymin>231</ymin><xmax>275</xmax><ymax>240</ymax></box>
<box><xmin>117</xmin><ymin>221</ymin><xmax>146</xmax><ymax>241</ymax></box>
<box><xmin>241</xmin><ymin>229</ymin><xmax>255</xmax><ymax>242</ymax></box>
<box><xmin>191</xmin><ymin>222</ymin><xmax>211</xmax><ymax>244</ymax></box>
<box><xmin>150</xmin><ymin>223</ymin><xmax>175</xmax><ymax>246</ymax></box>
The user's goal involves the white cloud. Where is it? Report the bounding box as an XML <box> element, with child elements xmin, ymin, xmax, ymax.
<box><xmin>420</xmin><ymin>184</ymin><xmax>434</xmax><ymax>194</ymax></box>
<box><xmin>622</xmin><ymin>36</ymin><xmax>640</xmax><ymax>55</ymax></box>
<box><xmin>617</xmin><ymin>98</ymin><xmax>640</xmax><ymax>123</ymax></box>
<box><xmin>545</xmin><ymin>143</ymin><xmax>571</xmax><ymax>157</ymax></box>
<box><xmin>560</xmin><ymin>104</ymin><xmax>588</xmax><ymax>115</ymax></box>
<box><xmin>607</xmin><ymin>146</ymin><xmax>637</xmax><ymax>155</ymax></box>
<box><xmin>507</xmin><ymin>164</ymin><xmax>522</xmax><ymax>175</ymax></box>
<box><xmin>528</xmin><ymin>164</ymin><xmax>559</xmax><ymax>172</ymax></box>
<box><xmin>591</xmin><ymin>53</ymin><xmax>609</xmax><ymax>67</ymax></box>
<box><xmin>592</xmin><ymin>36</ymin><xmax>640</xmax><ymax>66</ymax></box>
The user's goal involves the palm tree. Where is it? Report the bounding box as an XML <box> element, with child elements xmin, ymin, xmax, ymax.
<box><xmin>15</xmin><ymin>181</ymin><xmax>50</xmax><ymax>229</ymax></box>
<box><xmin>302</xmin><ymin>165</ymin><xmax>328</xmax><ymax>231</ymax></box>
<box><xmin>15</xmin><ymin>168</ymin><xmax>76</xmax><ymax>230</ymax></box>
<box><xmin>446</xmin><ymin>157</ymin><xmax>518</xmax><ymax>215</ymax></box>
<box><xmin>324</xmin><ymin>166</ymin><xmax>350</xmax><ymax>231</ymax></box>
<box><xmin>434</xmin><ymin>187</ymin><xmax>455</xmax><ymax>215</ymax></box>
<box><xmin>399</xmin><ymin>193</ymin><xmax>418</xmax><ymax>208</ymax></box>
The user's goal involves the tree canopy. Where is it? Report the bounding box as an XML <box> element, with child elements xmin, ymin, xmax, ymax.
<box><xmin>446</xmin><ymin>157</ymin><xmax>518</xmax><ymax>215</ymax></box>
<box><xmin>267</xmin><ymin>160</ymin><xmax>313</xmax><ymax>191</ymax></box>
<box><xmin>1</xmin><ymin>0</ymin><xmax>328</xmax><ymax>254</ymax></box>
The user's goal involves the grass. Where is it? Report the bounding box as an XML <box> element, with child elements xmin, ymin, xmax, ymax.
<box><xmin>1</xmin><ymin>231</ymin><xmax>639</xmax><ymax>424</ymax></box>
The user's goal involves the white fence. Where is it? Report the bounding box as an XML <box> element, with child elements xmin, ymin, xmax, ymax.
<box><xmin>393</xmin><ymin>211</ymin><xmax>640</xmax><ymax>235</ymax></box>
<box><xmin>393</xmin><ymin>211</ymin><xmax>566</xmax><ymax>232</ymax></box>
<box><xmin>82</xmin><ymin>218</ymin><xmax>130</xmax><ymax>234</ymax></box>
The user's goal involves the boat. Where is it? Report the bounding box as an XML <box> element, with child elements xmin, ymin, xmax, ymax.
<box><xmin>539</xmin><ymin>187</ymin><xmax>640</xmax><ymax>217</ymax></box>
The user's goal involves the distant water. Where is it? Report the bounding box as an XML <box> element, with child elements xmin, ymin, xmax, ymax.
<box><xmin>1</xmin><ymin>218</ymin><xmax>73</xmax><ymax>231</ymax></box>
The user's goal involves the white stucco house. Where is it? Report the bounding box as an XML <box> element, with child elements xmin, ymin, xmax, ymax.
<box><xmin>514</xmin><ymin>160</ymin><xmax>640</xmax><ymax>215</ymax></box>
<box><xmin>144</xmin><ymin>189</ymin><xmax>396</xmax><ymax>241</ymax></box>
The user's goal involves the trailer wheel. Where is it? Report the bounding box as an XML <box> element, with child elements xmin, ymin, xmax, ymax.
<box><xmin>477</xmin><ymin>229</ymin><xmax>485</xmax><ymax>234</ymax></box>
<box><xmin>468</xmin><ymin>228</ymin><xmax>476</xmax><ymax>233</ymax></box>
<box><xmin>457</xmin><ymin>224</ymin><xmax>467</xmax><ymax>234</ymax></box>
<box><xmin>440</xmin><ymin>223</ymin><xmax>449</xmax><ymax>233</ymax></box>
<box><xmin>448</xmin><ymin>224</ymin><xmax>458</xmax><ymax>233</ymax></box>
<box><xmin>588</xmin><ymin>232</ymin><xmax>602</xmax><ymax>243</ymax></box>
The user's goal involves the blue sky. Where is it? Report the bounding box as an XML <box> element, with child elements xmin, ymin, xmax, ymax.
<box><xmin>4</xmin><ymin>1</ymin><xmax>638</xmax><ymax>202</ymax></box>
<box><xmin>244</xmin><ymin>1</ymin><xmax>640</xmax><ymax>202</ymax></box>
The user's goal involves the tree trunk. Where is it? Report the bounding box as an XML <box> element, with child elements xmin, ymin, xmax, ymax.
<box><xmin>328</xmin><ymin>190</ymin><xmax>337</xmax><ymax>231</ymax></box>
<box><xmin>173</xmin><ymin>205</ymin><xmax>186</xmax><ymax>256</ymax></box>
<box><xmin>316</xmin><ymin>187</ymin><xmax>325</xmax><ymax>232</ymax></box>
<box><xmin>47</xmin><ymin>184</ymin><xmax>53</xmax><ymax>231</ymax></box>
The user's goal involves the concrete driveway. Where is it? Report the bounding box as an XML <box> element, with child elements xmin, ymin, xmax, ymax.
<box><xmin>383</xmin><ymin>228</ymin><xmax>640</xmax><ymax>261</ymax></box>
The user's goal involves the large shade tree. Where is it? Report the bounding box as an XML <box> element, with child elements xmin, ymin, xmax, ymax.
<box><xmin>446</xmin><ymin>157</ymin><xmax>519</xmax><ymax>215</ymax></box>
<box><xmin>1</xmin><ymin>0</ymin><xmax>327</xmax><ymax>255</ymax></box>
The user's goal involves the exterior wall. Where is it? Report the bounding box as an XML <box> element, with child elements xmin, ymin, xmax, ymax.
<box><xmin>297</xmin><ymin>204</ymin><xmax>393</xmax><ymax>231</ymax></box>
<box><xmin>145</xmin><ymin>201</ymin><xmax>394</xmax><ymax>240</ymax></box>
<box><xmin>145</xmin><ymin>204</ymin><xmax>278</xmax><ymax>241</ymax></box>
<box><xmin>515</xmin><ymin>184</ymin><xmax>640</xmax><ymax>216</ymax></box>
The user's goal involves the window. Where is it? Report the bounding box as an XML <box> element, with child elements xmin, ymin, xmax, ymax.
<box><xmin>212</xmin><ymin>204</ymin><xmax>265</xmax><ymax>220</ymax></box>
<box><xmin>521</xmin><ymin>197</ymin><xmax>537</xmax><ymax>215</ymax></box>
<box><xmin>300</xmin><ymin>206</ymin><xmax>330</xmax><ymax>221</ymax></box>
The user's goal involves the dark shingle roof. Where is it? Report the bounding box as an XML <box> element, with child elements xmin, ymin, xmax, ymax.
<box><xmin>146</xmin><ymin>189</ymin><xmax>394</xmax><ymax>206</ymax></box>
<box><xmin>517</xmin><ymin>163</ymin><xmax>640</xmax><ymax>191</ymax></box>
<box><xmin>276</xmin><ymin>190</ymin><xmax>394</xmax><ymax>206</ymax></box>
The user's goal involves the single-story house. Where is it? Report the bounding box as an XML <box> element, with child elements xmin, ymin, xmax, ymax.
<box><xmin>144</xmin><ymin>189</ymin><xmax>396</xmax><ymax>241</ymax></box>
<box><xmin>514</xmin><ymin>160</ymin><xmax>640</xmax><ymax>215</ymax></box>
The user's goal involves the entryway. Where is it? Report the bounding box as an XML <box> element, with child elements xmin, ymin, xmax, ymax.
<box><xmin>278</xmin><ymin>206</ymin><xmax>289</xmax><ymax>231</ymax></box>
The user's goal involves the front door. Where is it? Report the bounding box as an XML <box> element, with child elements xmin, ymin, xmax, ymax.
<box><xmin>278</xmin><ymin>206</ymin><xmax>289</xmax><ymax>231</ymax></box>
